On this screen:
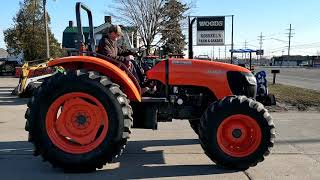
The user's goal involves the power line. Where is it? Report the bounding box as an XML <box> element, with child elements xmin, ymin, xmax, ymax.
<box><xmin>269</xmin><ymin>45</ymin><xmax>320</xmax><ymax>54</ymax></box>
<box><xmin>247</xmin><ymin>43</ymin><xmax>260</xmax><ymax>48</ymax></box>
<box><xmin>268</xmin><ymin>42</ymin><xmax>320</xmax><ymax>51</ymax></box>
<box><xmin>269</xmin><ymin>38</ymin><xmax>287</xmax><ymax>43</ymax></box>
<box><xmin>264</xmin><ymin>32</ymin><xmax>284</xmax><ymax>38</ymax></box>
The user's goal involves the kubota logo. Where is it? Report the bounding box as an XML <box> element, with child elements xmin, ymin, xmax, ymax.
<box><xmin>207</xmin><ymin>70</ymin><xmax>225</xmax><ymax>75</ymax></box>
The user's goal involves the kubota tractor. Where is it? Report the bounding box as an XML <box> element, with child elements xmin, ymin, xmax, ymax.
<box><xmin>24</xmin><ymin>2</ymin><xmax>275</xmax><ymax>172</ymax></box>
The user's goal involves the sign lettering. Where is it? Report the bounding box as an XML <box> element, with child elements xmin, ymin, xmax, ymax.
<box><xmin>197</xmin><ymin>16</ymin><xmax>225</xmax><ymax>46</ymax></box>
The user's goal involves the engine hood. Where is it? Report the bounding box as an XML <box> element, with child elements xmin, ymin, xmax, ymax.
<box><xmin>146</xmin><ymin>58</ymin><xmax>252</xmax><ymax>99</ymax></box>
<box><xmin>178</xmin><ymin>58</ymin><xmax>251</xmax><ymax>73</ymax></box>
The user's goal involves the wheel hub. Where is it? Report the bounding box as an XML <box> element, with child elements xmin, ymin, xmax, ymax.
<box><xmin>232</xmin><ymin>128</ymin><xmax>242</xmax><ymax>139</ymax></box>
<box><xmin>56</xmin><ymin>97</ymin><xmax>102</xmax><ymax>145</ymax></box>
<box><xmin>76</xmin><ymin>114</ymin><xmax>88</xmax><ymax>126</ymax></box>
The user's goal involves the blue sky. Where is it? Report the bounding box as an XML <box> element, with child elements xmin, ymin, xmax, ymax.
<box><xmin>1</xmin><ymin>0</ymin><xmax>320</xmax><ymax>58</ymax></box>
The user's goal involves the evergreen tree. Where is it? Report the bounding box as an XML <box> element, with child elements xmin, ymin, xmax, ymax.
<box><xmin>160</xmin><ymin>0</ymin><xmax>188</xmax><ymax>55</ymax></box>
<box><xmin>4</xmin><ymin>0</ymin><xmax>63</xmax><ymax>61</ymax></box>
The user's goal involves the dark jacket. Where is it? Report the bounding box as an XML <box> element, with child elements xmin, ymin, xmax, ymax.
<box><xmin>97</xmin><ymin>35</ymin><xmax>133</xmax><ymax>63</ymax></box>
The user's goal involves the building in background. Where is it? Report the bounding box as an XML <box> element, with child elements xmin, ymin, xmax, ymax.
<box><xmin>272</xmin><ymin>55</ymin><xmax>313</xmax><ymax>67</ymax></box>
<box><xmin>0</xmin><ymin>48</ymin><xmax>22</xmax><ymax>75</ymax></box>
<box><xmin>0</xmin><ymin>48</ymin><xmax>8</xmax><ymax>58</ymax></box>
<box><xmin>62</xmin><ymin>16</ymin><xmax>142</xmax><ymax>55</ymax></box>
<box><xmin>0</xmin><ymin>48</ymin><xmax>23</xmax><ymax>65</ymax></box>
<box><xmin>312</xmin><ymin>56</ymin><xmax>320</xmax><ymax>68</ymax></box>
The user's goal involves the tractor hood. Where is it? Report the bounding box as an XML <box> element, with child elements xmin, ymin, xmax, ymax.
<box><xmin>146</xmin><ymin>58</ymin><xmax>253</xmax><ymax>99</ymax></box>
<box><xmin>179</xmin><ymin>58</ymin><xmax>251</xmax><ymax>72</ymax></box>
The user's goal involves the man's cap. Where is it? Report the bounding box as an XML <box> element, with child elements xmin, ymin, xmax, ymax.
<box><xmin>108</xmin><ymin>25</ymin><xmax>124</xmax><ymax>36</ymax></box>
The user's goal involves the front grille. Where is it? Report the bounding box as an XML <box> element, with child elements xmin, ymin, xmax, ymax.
<box><xmin>227</xmin><ymin>71</ymin><xmax>257</xmax><ymax>98</ymax></box>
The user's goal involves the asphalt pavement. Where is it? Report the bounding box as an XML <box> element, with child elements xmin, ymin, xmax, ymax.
<box><xmin>256</xmin><ymin>67</ymin><xmax>320</xmax><ymax>91</ymax></box>
<box><xmin>0</xmin><ymin>77</ymin><xmax>320</xmax><ymax>179</ymax></box>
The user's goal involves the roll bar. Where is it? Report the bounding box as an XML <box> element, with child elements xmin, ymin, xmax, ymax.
<box><xmin>76</xmin><ymin>2</ymin><xmax>95</xmax><ymax>52</ymax></box>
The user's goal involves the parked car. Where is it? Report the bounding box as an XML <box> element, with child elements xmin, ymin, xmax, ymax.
<box><xmin>0</xmin><ymin>58</ymin><xmax>20</xmax><ymax>76</ymax></box>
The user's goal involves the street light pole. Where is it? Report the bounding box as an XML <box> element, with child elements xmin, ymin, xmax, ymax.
<box><xmin>43</xmin><ymin>0</ymin><xmax>50</xmax><ymax>59</ymax></box>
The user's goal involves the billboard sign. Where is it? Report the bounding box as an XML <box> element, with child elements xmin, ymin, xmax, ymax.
<box><xmin>197</xmin><ymin>16</ymin><xmax>225</xmax><ymax>46</ymax></box>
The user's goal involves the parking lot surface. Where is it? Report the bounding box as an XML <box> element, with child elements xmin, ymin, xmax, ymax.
<box><xmin>0</xmin><ymin>77</ymin><xmax>320</xmax><ymax>180</ymax></box>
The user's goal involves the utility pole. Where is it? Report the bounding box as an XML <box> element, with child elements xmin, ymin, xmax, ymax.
<box><xmin>212</xmin><ymin>46</ymin><xmax>214</xmax><ymax>60</ymax></box>
<box><xmin>258</xmin><ymin>32</ymin><xmax>265</xmax><ymax>60</ymax></box>
<box><xmin>244</xmin><ymin>40</ymin><xmax>247</xmax><ymax>59</ymax></box>
<box><xmin>224</xmin><ymin>45</ymin><xmax>227</xmax><ymax>62</ymax></box>
<box><xmin>218</xmin><ymin>48</ymin><xmax>221</xmax><ymax>60</ymax></box>
<box><xmin>231</xmin><ymin>15</ymin><xmax>234</xmax><ymax>64</ymax></box>
<box><xmin>286</xmin><ymin>24</ymin><xmax>294</xmax><ymax>56</ymax></box>
<box><xmin>43</xmin><ymin>0</ymin><xmax>50</xmax><ymax>59</ymax></box>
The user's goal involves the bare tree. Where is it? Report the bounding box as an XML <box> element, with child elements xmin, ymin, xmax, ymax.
<box><xmin>108</xmin><ymin>0</ymin><xmax>166</xmax><ymax>54</ymax></box>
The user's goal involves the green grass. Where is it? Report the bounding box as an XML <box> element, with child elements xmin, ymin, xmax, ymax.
<box><xmin>268</xmin><ymin>83</ymin><xmax>320</xmax><ymax>107</ymax></box>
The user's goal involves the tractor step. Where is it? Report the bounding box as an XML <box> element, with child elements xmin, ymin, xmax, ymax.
<box><xmin>141</xmin><ymin>97</ymin><xmax>168</xmax><ymax>103</ymax></box>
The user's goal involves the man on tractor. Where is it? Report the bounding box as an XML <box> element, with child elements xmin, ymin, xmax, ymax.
<box><xmin>97</xmin><ymin>24</ymin><xmax>149</xmax><ymax>92</ymax></box>
<box><xmin>97</xmin><ymin>25</ymin><xmax>134</xmax><ymax>69</ymax></box>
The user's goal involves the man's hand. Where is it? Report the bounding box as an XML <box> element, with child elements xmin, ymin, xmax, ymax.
<box><xmin>125</xmin><ymin>55</ymin><xmax>134</xmax><ymax>61</ymax></box>
<box><xmin>124</xmin><ymin>55</ymin><xmax>134</xmax><ymax>71</ymax></box>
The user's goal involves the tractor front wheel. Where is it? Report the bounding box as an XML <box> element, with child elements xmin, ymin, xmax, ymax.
<box><xmin>199</xmin><ymin>96</ymin><xmax>275</xmax><ymax>170</ymax></box>
<box><xmin>25</xmin><ymin>70</ymin><xmax>132</xmax><ymax>172</ymax></box>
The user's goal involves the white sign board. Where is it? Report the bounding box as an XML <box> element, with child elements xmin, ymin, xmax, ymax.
<box><xmin>197</xmin><ymin>16</ymin><xmax>225</xmax><ymax>46</ymax></box>
<box><xmin>197</xmin><ymin>30</ymin><xmax>224</xmax><ymax>45</ymax></box>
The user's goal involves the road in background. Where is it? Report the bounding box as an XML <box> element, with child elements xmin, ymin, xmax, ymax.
<box><xmin>0</xmin><ymin>78</ymin><xmax>320</xmax><ymax>179</ymax></box>
<box><xmin>256</xmin><ymin>67</ymin><xmax>320</xmax><ymax>91</ymax></box>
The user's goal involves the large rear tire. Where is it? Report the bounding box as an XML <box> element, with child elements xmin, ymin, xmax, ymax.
<box><xmin>18</xmin><ymin>82</ymin><xmax>39</xmax><ymax>98</ymax></box>
<box><xmin>25</xmin><ymin>70</ymin><xmax>132</xmax><ymax>172</ymax></box>
<box><xmin>199</xmin><ymin>96</ymin><xmax>275</xmax><ymax>170</ymax></box>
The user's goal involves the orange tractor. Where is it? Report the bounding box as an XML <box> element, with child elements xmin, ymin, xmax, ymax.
<box><xmin>25</xmin><ymin>2</ymin><xmax>275</xmax><ymax>172</ymax></box>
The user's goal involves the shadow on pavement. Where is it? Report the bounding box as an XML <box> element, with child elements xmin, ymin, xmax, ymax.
<box><xmin>0</xmin><ymin>139</ymin><xmax>236</xmax><ymax>179</ymax></box>
<box><xmin>0</xmin><ymin>86</ymin><xmax>17</xmax><ymax>89</ymax></box>
<box><xmin>0</xmin><ymin>88</ymin><xmax>28</xmax><ymax>106</ymax></box>
<box><xmin>0</xmin><ymin>141</ymin><xmax>33</xmax><ymax>155</ymax></box>
<box><xmin>276</xmin><ymin>138</ymin><xmax>320</xmax><ymax>144</ymax></box>
<box><xmin>0</xmin><ymin>97</ymin><xmax>28</xmax><ymax>106</ymax></box>
<box><xmin>0</xmin><ymin>89</ymin><xmax>14</xmax><ymax>93</ymax></box>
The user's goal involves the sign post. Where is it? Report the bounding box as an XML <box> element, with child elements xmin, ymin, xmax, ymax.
<box><xmin>188</xmin><ymin>16</ymin><xmax>197</xmax><ymax>59</ymax></box>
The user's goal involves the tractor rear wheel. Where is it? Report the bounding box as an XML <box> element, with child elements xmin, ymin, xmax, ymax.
<box><xmin>199</xmin><ymin>96</ymin><xmax>275</xmax><ymax>170</ymax></box>
<box><xmin>25</xmin><ymin>70</ymin><xmax>132</xmax><ymax>172</ymax></box>
<box><xmin>18</xmin><ymin>82</ymin><xmax>40</xmax><ymax>98</ymax></box>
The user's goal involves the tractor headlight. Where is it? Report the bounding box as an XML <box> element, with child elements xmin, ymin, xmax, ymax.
<box><xmin>245</xmin><ymin>74</ymin><xmax>257</xmax><ymax>85</ymax></box>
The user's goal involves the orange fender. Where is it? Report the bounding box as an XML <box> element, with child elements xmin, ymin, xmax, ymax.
<box><xmin>48</xmin><ymin>56</ymin><xmax>141</xmax><ymax>102</ymax></box>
